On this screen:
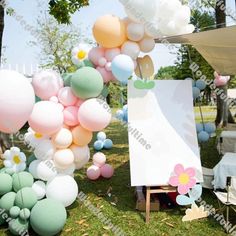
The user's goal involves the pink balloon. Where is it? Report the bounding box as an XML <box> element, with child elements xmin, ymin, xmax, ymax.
<box><xmin>29</xmin><ymin>101</ymin><xmax>64</xmax><ymax>135</ymax></box>
<box><xmin>87</xmin><ymin>165</ymin><xmax>101</xmax><ymax>180</ymax></box>
<box><xmin>105</xmin><ymin>48</ymin><xmax>121</xmax><ymax>62</ymax></box>
<box><xmin>78</xmin><ymin>98</ymin><xmax>112</xmax><ymax>132</ymax></box>
<box><xmin>58</xmin><ymin>87</ymin><xmax>77</xmax><ymax>107</ymax></box>
<box><xmin>101</xmin><ymin>164</ymin><xmax>114</xmax><ymax>178</ymax></box>
<box><xmin>0</xmin><ymin>70</ymin><xmax>35</xmax><ymax>134</ymax></box>
<box><xmin>63</xmin><ymin>106</ymin><xmax>79</xmax><ymax>127</ymax></box>
<box><xmin>96</xmin><ymin>66</ymin><xmax>113</xmax><ymax>83</ymax></box>
<box><xmin>214</xmin><ymin>76</ymin><xmax>230</xmax><ymax>87</ymax></box>
<box><xmin>98</xmin><ymin>57</ymin><xmax>107</xmax><ymax>67</ymax></box>
<box><xmin>32</xmin><ymin>70</ymin><xmax>63</xmax><ymax>100</ymax></box>
<box><xmin>93</xmin><ymin>152</ymin><xmax>106</xmax><ymax>167</ymax></box>
<box><xmin>105</xmin><ymin>62</ymin><xmax>112</xmax><ymax>72</ymax></box>
<box><xmin>75</xmin><ymin>99</ymin><xmax>85</xmax><ymax>107</ymax></box>
<box><xmin>88</xmin><ymin>47</ymin><xmax>105</xmax><ymax>66</ymax></box>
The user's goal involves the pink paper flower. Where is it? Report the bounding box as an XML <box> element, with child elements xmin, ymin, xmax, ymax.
<box><xmin>169</xmin><ymin>164</ymin><xmax>196</xmax><ymax>195</ymax></box>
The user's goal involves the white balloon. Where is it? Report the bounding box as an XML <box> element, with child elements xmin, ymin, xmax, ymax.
<box><xmin>156</xmin><ymin>0</ymin><xmax>181</xmax><ymax>19</ymax></box>
<box><xmin>174</xmin><ymin>5</ymin><xmax>191</xmax><ymax>27</ymax></box>
<box><xmin>70</xmin><ymin>145</ymin><xmax>90</xmax><ymax>170</ymax></box>
<box><xmin>32</xmin><ymin>181</ymin><xmax>46</xmax><ymax>200</ymax></box>
<box><xmin>127</xmin><ymin>23</ymin><xmax>145</xmax><ymax>41</ymax></box>
<box><xmin>121</xmin><ymin>41</ymin><xmax>140</xmax><ymax>60</ymax></box>
<box><xmin>34</xmin><ymin>139</ymin><xmax>55</xmax><ymax>160</ymax></box>
<box><xmin>28</xmin><ymin>160</ymin><xmax>41</xmax><ymax>179</ymax></box>
<box><xmin>46</xmin><ymin>175</ymin><xmax>78</xmax><ymax>207</ymax></box>
<box><xmin>54</xmin><ymin>149</ymin><xmax>74</xmax><ymax>170</ymax></box>
<box><xmin>144</xmin><ymin>22</ymin><xmax>163</xmax><ymax>38</ymax></box>
<box><xmin>139</xmin><ymin>37</ymin><xmax>155</xmax><ymax>53</ymax></box>
<box><xmin>56</xmin><ymin>164</ymin><xmax>76</xmax><ymax>176</ymax></box>
<box><xmin>180</xmin><ymin>24</ymin><xmax>195</xmax><ymax>34</ymax></box>
<box><xmin>37</xmin><ymin>160</ymin><xmax>57</xmax><ymax>181</ymax></box>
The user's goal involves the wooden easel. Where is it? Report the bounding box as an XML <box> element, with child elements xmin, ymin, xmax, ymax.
<box><xmin>145</xmin><ymin>186</ymin><xmax>177</xmax><ymax>223</ymax></box>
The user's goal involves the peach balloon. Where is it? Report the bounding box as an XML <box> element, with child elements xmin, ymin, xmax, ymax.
<box><xmin>52</xmin><ymin>128</ymin><xmax>73</xmax><ymax>149</ymax></box>
<box><xmin>101</xmin><ymin>164</ymin><xmax>114</xmax><ymax>178</ymax></box>
<box><xmin>58</xmin><ymin>87</ymin><xmax>77</xmax><ymax>107</ymax></box>
<box><xmin>29</xmin><ymin>101</ymin><xmax>64</xmax><ymax>135</ymax></box>
<box><xmin>87</xmin><ymin>165</ymin><xmax>101</xmax><ymax>180</ymax></box>
<box><xmin>53</xmin><ymin>149</ymin><xmax>74</xmax><ymax>169</ymax></box>
<box><xmin>71</xmin><ymin>126</ymin><xmax>93</xmax><ymax>146</ymax></box>
<box><xmin>75</xmin><ymin>99</ymin><xmax>85</xmax><ymax>107</ymax></box>
<box><xmin>93</xmin><ymin>15</ymin><xmax>127</xmax><ymax>48</ymax></box>
<box><xmin>63</xmin><ymin>106</ymin><xmax>79</xmax><ymax>127</ymax></box>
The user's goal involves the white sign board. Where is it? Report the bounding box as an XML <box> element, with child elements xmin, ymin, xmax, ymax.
<box><xmin>128</xmin><ymin>80</ymin><xmax>203</xmax><ymax>186</ymax></box>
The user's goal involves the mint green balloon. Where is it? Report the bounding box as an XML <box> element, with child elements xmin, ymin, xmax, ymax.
<box><xmin>5</xmin><ymin>168</ymin><xmax>15</xmax><ymax>176</ymax></box>
<box><xmin>0</xmin><ymin>168</ymin><xmax>6</xmax><ymax>173</ymax></box>
<box><xmin>9</xmin><ymin>218</ymin><xmax>29</xmax><ymax>236</ymax></box>
<box><xmin>83</xmin><ymin>59</ymin><xmax>94</xmax><ymax>68</ymax></box>
<box><xmin>15</xmin><ymin>187</ymin><xmax>37</xmax><ymax>210</ymax></box>
<box><xmin>0</xmin><ymin>192</ymin><xmax>16</xmax><ymax>211</ymax></box>
<box><xmin>62</xmin><ymin>73</ymin><xmax>73</xmax><ymax>87</ymax></box>
<box><xmin>10</xmin><ymin>206</ymin><xmax>21</xmax><ymax>219</ymax></box>
<box><xmin>26</xmin><ymin>154</ymin><xmax>36</xmax><ymax>166</ymax></box>
<box><xmin>19</xmin><ymin>208</ymin><xmax>30</xmax><ymax>220</ymax></box>
<box><xmin>71</xmin><ymin>67</ymin><xmax>104</xmax><ymax>99</ymax></box>
<box><xmin>30</xmin><ymin>199</ymin><xmax>67</xmax><ymax>236</ymax></box>
<box><xmin>0</xmin><ymin>173</ymin><xmax>12</xmax><ymax>196</ymax></box>
<box><xmin>12</xmin><ymin>172</ymin><xmax>34</xmax><ymax>192</ymax></box>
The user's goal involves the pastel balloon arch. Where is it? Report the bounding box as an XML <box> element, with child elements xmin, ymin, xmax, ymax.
<box><xmin>0</xmin><ymin>0</ymin><xmax>194</xmax><ymax>235</ymax></box>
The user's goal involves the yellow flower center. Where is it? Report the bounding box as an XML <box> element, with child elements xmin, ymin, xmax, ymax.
<box><xmin>77</xmin><ymin>50</ymin><xmax>86</xmax><ymax>60</ymax></box>
<box><xmin>34</xmin><ymin>133</ymin><xmax>43</xmax><ymax>139</ymax></box>
<box><xmin>13</xmin><ymin>155</ymin><xmax>21</xmax><ymax>164</ymax></box>
<box><xmin>178</xmin><ymin>173</ymin><xmax>190</xmax><ymax>185</ymax></box>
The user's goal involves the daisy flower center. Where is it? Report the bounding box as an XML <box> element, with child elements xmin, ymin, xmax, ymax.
<box><xmin>34</xmin><ymin>133</ymin><xmax>43</xmax><ymax>139</ymax></box>
<box><xmin>77</xmin><ymin>50</ymin><xmax>86</xmax><ymax>60</ymax></box>
<box><xmin>13</xmin><ymin>155</ymin><xmax>21</xmax><ymax>164</ymax></box>
<box><xmin>178</xmin><ymin>173</ymin><xmax>190</xmax><ymax>185</ymax></box>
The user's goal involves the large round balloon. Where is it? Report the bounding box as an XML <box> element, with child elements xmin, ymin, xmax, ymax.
<box><xmin>52</xmin><ymin>128</ymin><xmax>73</xmax><ymax>149</ymax></box>
<box><xmin>46</xmin><ymin>175</ymin><xmax>78</xmax><ymax>207</ymax></box>
<box><xmin>32</xmin><ymin>70</ymin><xmax>63</xmax><ymax>100</ymax></box>
<box><xmin>12</xmin><ymin>172</ymin><xmax>34</xmax><ymax>192</ymax></box>
<box><xmin>53</xmin><ymin>149</ymin><xmax>74</xmax><ymax>170</ymax></box>
<box><xmin>0</xmin><ymin>192</ymin><xmax>16</xmax><ymax>211</ymax></box>
<box><xmin>71</xmin><ymin>67</ymin><xmax>104</xmax><ymax>99</ymax></box>
<box><xmin>78</xmin><ymin>98</ymin><xmax>112</xmax><ymax>131</ymax></box>
<box><xmin>0</xmin><ymin>70</ymin><xmax>35</xmax><ymax>133</ymax></box>
<box><xmin>37</xmin><ymin>160</ymin><xmax>57</xmax><ymax>181</ymax></box>
<box><xmin>15</xmin><ymin>187</ymin><xmax>38</xmax><ymax>209</ymax></box>
<box><xmin>111</xmin><ymin>55</ymin><xmax>134</xmax><ymax>84</ymax></box>
<box><xmin>0</xmin><ymin>173</ymin><xmax>12</xmax><ymax>196</ymax></box>
<box><xmin>29</xmin><ymin>101</ymin><xmax>64</xmax><ymax>135</ymax></box>
<box><xmin>71</xmin><ymin>126</ymin><xmax>93</xmax><ymax>146</ymax></box>
<box><xmin>30</xmin><ymin>198</ymin><xmax>67</xmax><ymax>236</ymax></box>
<box><xmin>93</xmin><ymin>15</ymin><xmax>126</xmax><ymax>48</ymax></box>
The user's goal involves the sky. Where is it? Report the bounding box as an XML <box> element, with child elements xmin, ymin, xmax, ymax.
<box><xmin>2</xmin><ymin>0</ymin><xmax>236</xmax><ymax>75</ymax></box>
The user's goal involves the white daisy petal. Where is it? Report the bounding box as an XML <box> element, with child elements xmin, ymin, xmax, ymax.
<box><xmin>10</xmin><ymin>147</ymin><xmax>20</xmax><ymax>155</ymax></box>
<box><xmin>3</xmin><ymin>160</ymin><xmax>13</xmax><ymax>168</ymax></box>
<box><xmin>3</xmin><ymin>150</ymin><xmax>11</xmax><ymax>160</ymax></box>
<box><xmin>19</xmin><ymin>152</ymin><xmax>26</xmax><ymax>162</ymax></box>
<box><xmin>16</xmin><ymin>163</ymin><xmax>26</xmax><ymax>172</ymax></box>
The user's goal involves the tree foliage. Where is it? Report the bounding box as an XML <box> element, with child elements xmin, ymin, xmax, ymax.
<box><xmin>49</xmin><ymin>0</ymin><xmax>89</xmax><ymax>24</ymax></box>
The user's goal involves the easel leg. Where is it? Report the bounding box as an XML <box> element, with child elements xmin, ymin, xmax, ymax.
<box><xmin>146</xmin><ymin>187</ymin><xmax>151</xmax><ymax>223</ymax></box>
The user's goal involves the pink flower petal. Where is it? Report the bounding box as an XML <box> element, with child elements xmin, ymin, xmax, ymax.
<box><xmin>186</xmin><ymin>178</ymin><xmax>196</xmax><ymax>189</ymax></box>
<box><xmin>174</xmin><ymin>164</ymin><xmax>184</xmax><ymax>175</ymax></box>
<box><xmin>178</xmin><ymin>184</ymin><xmax>190</xmax><ymax>195</ymax></box>
<box><xmin>169</xmin><ymin>176</ymin><xmax>179</xmax><ymax>186</ymax></box>
<box><xmin>185</xmin><ymin>168</ymin><xmax>196</xmax><ymax>177</ymax></box>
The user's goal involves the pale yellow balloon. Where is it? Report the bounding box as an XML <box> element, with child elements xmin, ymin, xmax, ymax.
<box><xmin>53</xmin><ymin>149</ymin><xmax>74</xmax><ymax>170</ymax></box>
<box><xmin>52</xmin><ymin>128</ymin><xmax>73</xmax><ymax>149</ymax></box>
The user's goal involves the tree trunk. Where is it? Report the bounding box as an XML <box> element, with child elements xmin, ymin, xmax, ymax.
<box><xmin>0</xmin><ymin>5</ymin><xmax>10</xmax><ymax>156</ymax></box>
<box><xmin>214</xmin><ymin>0</ymin><xmax>234</xmax><ymax>127</ymax></box>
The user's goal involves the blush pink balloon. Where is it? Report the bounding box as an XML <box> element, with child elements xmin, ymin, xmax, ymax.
<box><xmin>96</xmin><ymin>66</ymin><xmax>113</xmax><ymax>83</ymax></box>
<box><xmin>63</xmin><ymin>106</ymin><xmax>79</xmax><ymax>127</ymax></box>
<box><xmin>58</xmin><ymin>87</ymin><xmax>77</xmax><ymax>107</ymax></box>
<box><xmin>75</xmin><ymin>99</ymin><xmax>85</xmax><ymax>107</ymax></box>
<box><xmin>0</xmin><ymin>70</ymin><xmax>35</xmax><ymax>134</ymax></box>
<box><xmin>32</xmin><ymin>70</ymin><xmax>63</xmax><ymax>100</ymax></box>
<box><xmin>214</xmin><ymin>76</ymin><xmax>230</xmax><ymax>87</ymax></box>
<box><xmin>101</xmin><ymin>164</ymin><xmax>114</xmax><ymax>178</ymax></box>
<box><xmin>29</xmin><ymin>101</ymin><xmax>64</xmax><ymax>135</ymax></box>
<box><xmin>98</xmin><ymin>57</ymin><xmax>107</xmax><ymax>67</ymax></box>
<box><xmin>105</xmin><ymin>48</ymin><xmax>121</xmax><ymax>62</ymax></box>
<box><xmin>87</xmin><ymin>165</ymin><xmax>101</xmax><ymax>180</ymax></box>
<box><xmin>88</xmin><ymin>47</ymin><xmax>105</xmax><ymax>66</ymax></box>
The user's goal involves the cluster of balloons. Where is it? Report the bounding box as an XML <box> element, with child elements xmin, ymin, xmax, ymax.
<box><xmin>119</xmin><ymin>0</ymin><xmax>194</xmax><ymax>37</ymax></box>
<box><xmin>94</xmin><ymin>132</ymin><xmax>113</xmax><ymax>151</ymax></box>
<box><xmin>186</xmin><ymin>78</ymin><xmax>206</xmax><ymax>100</ymax></box>
<box><xmin>116</xmin><ymin>105</ymin><xmax>128</xmax><ymax>123</ymax></box>
<box><xmin>196</xmin><ymin>123</ymin><xmax>216</xmax><ymax>143</ymax></box>
<box><xmin>0</xmin><ymin>169</ymin><xmax>67</xmax><ymax>236</ymax></box>
<box><xmin>214</xmin><ymin>71</ymin><xmax>230</xmax><ymax>87</ymax></box>
<box><xmin>87</xmin><ymin>153</ymin><xmax>114</xmax><ymax>180</ymax></box>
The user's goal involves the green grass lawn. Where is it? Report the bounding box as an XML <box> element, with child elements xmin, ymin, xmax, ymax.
<box><xmin>1</xmin><ymin>109</ymin><xmax>235</xmax><ymax>236</ymax></box>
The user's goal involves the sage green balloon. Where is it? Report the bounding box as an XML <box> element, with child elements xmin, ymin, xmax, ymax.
<box><xmin>15</xmin><ymin>187</ymin><xmax>37</xmax><ymax>210</ymax></box>
<box><xmin>0</xmin><ymin>173</ymin><xmax>12</xmax><ymax>196</ymax></box>
<box><xmin>0</xmin><ymin>192</ymin><xmax>16</xmax><ymax>211</ymax></box>
<box><xmin>71</xmin><ymin>67</ymin><xmax>104</xmax><ymax>99</ymax></box>
<box><xmin>9</xmin><ymin>218</ymin><xmax>29</xmax><ymax>236</ymax></box>
<box><xmin>19</xmin><ymin>208</ymin><xmax>30</xmax><ymax>220</ymax></box>
<box><xmin>30</xmin><ymin>199</ymin><xmax>67</xmax><ymax>236</ymax></box>
<box><xmin>12</xmin><ymin>172</ymin><xmax>34</xmax><ymax>192</ymax></box>
<box><xmin>83</xmin><ymin>59</ymin><xmax>94</xmax><ymax>68</ymax></box>
<box><xmin>0</xmin><ymin>168</ymin><xmax>6</xmax><ymax>173</ymax></box>
<box><xmin>26</xmin><ymin>154</ymin><xmax>36</xmax><ymax>166</ymax></box>
<box><xmin>62</xmin><ymin>73</ymin><xmax>73</xmax><ymax>87</ymax></box>
<box><xmin>10</xmin><ymin>206</ymin><xmax>21</xmax><ymax>219</ymax></box>
<box><xmin>5</xmin><ymin>168</ymin><xmax>14</xmax><ymax>176</ymax></box>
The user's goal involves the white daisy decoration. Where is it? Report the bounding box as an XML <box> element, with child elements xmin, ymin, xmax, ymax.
<box><xmin>24</xmin><ymin>128</ymin><xmax>48</xmax><ymax>149</ymax></box>
<box><xmin>71</xmin><ymin>43</ymin><xmax>91</xmax><ymax>66</ymax></box>
<box><xmin>3</xmin><ymin>147</ymin><xmax>26</xmax><ymax>173</ymax></box>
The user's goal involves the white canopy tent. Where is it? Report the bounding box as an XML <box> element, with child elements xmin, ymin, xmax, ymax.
<box><xmin>156</xmin><ymin>25</ymin><xmax>236</xmax><ymax>75</ymax></box>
